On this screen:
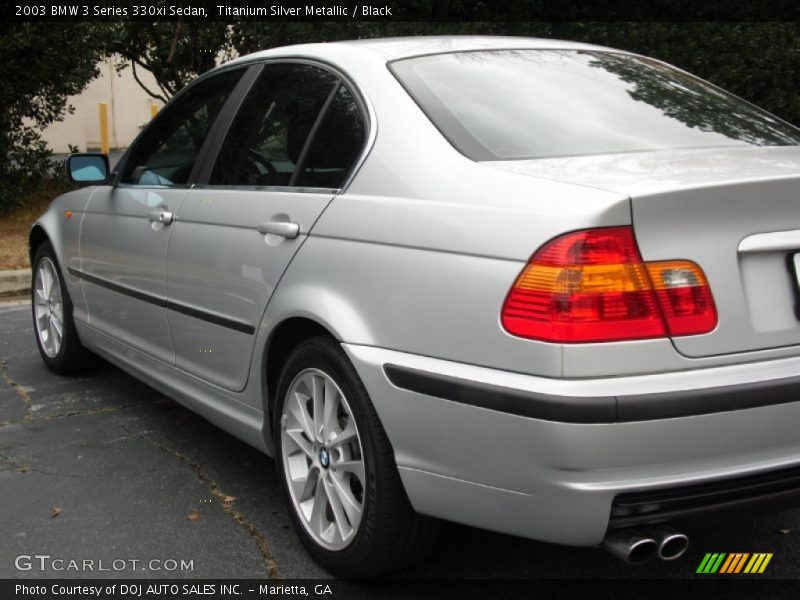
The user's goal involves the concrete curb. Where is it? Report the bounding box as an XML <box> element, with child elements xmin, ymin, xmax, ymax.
<box><xmin>0</xmin><ymin>269</ymin><xmax>31</xmax><ymax>294</ymax></box>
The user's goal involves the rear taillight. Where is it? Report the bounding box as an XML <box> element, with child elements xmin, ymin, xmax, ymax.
<box><xmin>501</xmin><ymin>227</ymin><xmax>717</xmax><ymax>343</ymax></box>
<box><xmin>646</xmin><ymin>261</ymin><xmax>717</xmax><ymax>336</ymax></box>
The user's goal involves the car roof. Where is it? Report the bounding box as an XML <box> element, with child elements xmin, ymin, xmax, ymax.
<box><xmin>307</xmin><ymin>36</ymin><xmax>611</xmax><ymax>59</ymax></box>
<box><xmin>224</xmin><ymin>35</ymin><xmax>615</xmax><ymax>66</ymax></box>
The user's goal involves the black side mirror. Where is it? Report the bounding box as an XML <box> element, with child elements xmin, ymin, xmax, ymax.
<box><xmin>66</xmin><ymin>153</ymin><xmax>109</xmax><ymax>183</ymax></box>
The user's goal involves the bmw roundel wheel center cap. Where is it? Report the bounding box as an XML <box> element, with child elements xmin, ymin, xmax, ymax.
<box><xmin>319</xmin><ymin>447</ymin><xmax>330</xmax><ymax>469</ymax></box>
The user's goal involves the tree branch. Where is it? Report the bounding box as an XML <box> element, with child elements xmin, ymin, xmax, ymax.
<box><xmin>136</xmin><ymin>56</ymin><xmax>178</xmax><ymax>97</ymax></box>
<box><xmin>130</xmin><ymin>60</ymin><xmax>168</xmax><ymax>103</ymax></box>
<box><xmin>167</xmin><ymin>19</ymin><xmax>183</xmax><ymax>64</ymax></box>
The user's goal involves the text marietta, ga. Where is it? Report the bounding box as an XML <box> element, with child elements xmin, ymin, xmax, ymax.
<box><xmin>218</xmin><ymin>5</ymin><xmax>393</xmax><ymax>16</ymax></box>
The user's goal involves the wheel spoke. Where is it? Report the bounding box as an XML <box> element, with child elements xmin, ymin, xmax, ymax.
<box><xmin>289</xmin><ymin>393</ymin><xmax>314</xmax><ymax>441</ymax></box>
<box><xmin>286</xmin><ymin>428</ymin><xmax>314</xmax><ymax>458</ymax></box>
<box><xmin>298</xmin><ymin>466</ymin><xmax>319</xmax><ymax>503</ymax></box>
<box><xmin>49</xmin><ymin>319</ymin><xmax>61</xmax><ymax>349</ymax></box>
<box><xmin>322</xmin><ymin>382</ymin><xmax>340</xmax><ymax>441</ymax></box>
<box><xmin>328</xmin><ymin>419</ymin><xmax>357</xmax><ymax>448</ymax></box>
<box><xmin>329</xmin><ymin>471</ymin><xmax>363</xmax><ymax>527</ymax></box>
<box><xmin>308</xmin><ymin>476</ymin><xmax>327</xmax><ymax>535</ymax></box>
<box><xmin>324</xmin><ymin>476</ymin><xmax>351</xmax><ymax>540</ymax></box>
<box><xmin>35</xmin><ymin>287</ymin><xmax>48</xmax><ymax>305</ymax></box>
<box><xmin>51</xmin><ymin>308</ymin><xmax>63</xmax><ymax>328</ymax></box>
<box><xmin>51</xmin><ymin>279</ymin><xmax>62</xmax><ymax>303</ymax></box>
<box><xmin>42</xmin><ymin>265</ymin><xmax>52</xmax><ymax>297</ymax></box>
<box><xmin>334</xmin><ymin>459</ymin><xmax>365</xmax><ymax>483</ymax></box>
<box><xmin>35</xmin><ymin>304</ymin><xmax>48</xmax><ymax>319</ymax></box>
<box><xmin>51</xmin><ymin>312</ymin><xmax>64</xmax><ymax>342</ymax></box>
<box><xmin>311</xmin><ymin>374</ymin><xmax>325</xmax><ymax>442</ymax></box>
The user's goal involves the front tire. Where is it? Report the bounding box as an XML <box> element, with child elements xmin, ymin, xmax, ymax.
<box><xmin>274</xmin><ymin>336</ymin><xmax>439</xmax><ymax>577</ymax></box>
<box><xmin>31</xmin><ymin>242</ymin><xmax>93</xmax><ymax>374</ymax></box>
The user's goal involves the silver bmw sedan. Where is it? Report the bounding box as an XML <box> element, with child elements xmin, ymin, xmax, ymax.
<box><xmin>30</xmin><ymin>36</ymin><xmax>800</xmax><ymax>576</ymax></box>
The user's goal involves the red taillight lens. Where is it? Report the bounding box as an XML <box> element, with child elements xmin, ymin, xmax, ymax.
<box><xmin>501</xmin><ymin>227</ymin><xmax>717</xmax><ymax>343</ymax></box>
<box><xmin>646</xmin><ymin>261</ymin><xmax>718</xmax><ymax>336</ymax></box>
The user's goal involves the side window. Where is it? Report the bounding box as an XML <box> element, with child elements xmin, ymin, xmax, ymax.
<box><xmin>121</xmin><ymin>68</ymin><xmax>244</xmax><ymax>186</ymax></box>
<box><xmin>210</xmin><ymin>64</ymin><xmax>338</xmax><ymax>187</ymax></box>
<box><xmin>294</xmin><ymin>84</ymin><xmax>366</xmax><ymax>189</ymax></box>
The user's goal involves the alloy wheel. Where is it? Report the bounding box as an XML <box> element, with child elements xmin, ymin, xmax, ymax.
<box><xmin>33</xmin><ymin>257</ymin><xmax>64</xmax><ymax>358</ymax></box>
<box><xmin>280</xmin><ymin>368</ymin><xmax>366</xmax><ymax>551</ymax></box>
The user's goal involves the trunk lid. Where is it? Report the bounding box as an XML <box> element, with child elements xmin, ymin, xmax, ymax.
<box><xmin>484</xmin><ymin>146</ymin><xmax>800</xmax><ymax>358</ymax></box>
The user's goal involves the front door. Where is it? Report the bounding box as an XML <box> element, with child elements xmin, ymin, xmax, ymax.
<box><xmin>79</xmin><ymin>67</ymin><xmax>247</xmax><ymax>363</ymax></box>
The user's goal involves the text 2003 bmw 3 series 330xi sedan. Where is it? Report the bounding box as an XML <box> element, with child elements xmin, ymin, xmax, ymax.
<box><xmin>30</xmin><ymin>36</ymin><xmax>800</xmax><ymax>575</ymax></box>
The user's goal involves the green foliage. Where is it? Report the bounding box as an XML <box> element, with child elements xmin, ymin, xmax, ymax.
<box><xmin>0</xmin><ymin>22</ymin><xmax>104</xmax><ymax>211</ymax></box>
<box><xmin>104</xmin><ymin>21</ymin><xmax>233</xmax><ymax>102</ymax></box>
<box><xmin>3</xmin><ymin>19</ymin><xmax>800</xmax><ymax>216</ymax></box>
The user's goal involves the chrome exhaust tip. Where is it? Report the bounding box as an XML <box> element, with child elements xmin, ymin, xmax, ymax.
<box><xmin>644</xmin><ymin>526</ymin><xmax>690</xmax><ymax>561</ymax></box>
<box><xmin>601</xmin><ymin>529</ymin><xmax>659</xmax><ymax>564</ymax></box>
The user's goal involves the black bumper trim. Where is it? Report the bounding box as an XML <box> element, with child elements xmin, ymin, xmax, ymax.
<box><xmin>609</xmin><ymin>466</ymin><xmax>800</xmax><ymax>528</ymax></box>
<box><xmin>383</xmin><ymin>364</ymin><xmax>800</xmax><ymax>423</ymax></box>
<box><xmin>620</xmin><ymin>375</ymin><xmax>800</xmax><ymax>421</ymax></box>
<box><xmin>384</xmin><ymin>364</ymin><xmax>616</xmax><ymax>423</ymax></box>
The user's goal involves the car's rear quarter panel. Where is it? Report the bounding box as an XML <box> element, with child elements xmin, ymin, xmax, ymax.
<box><xmin>284</xmin><ymin>48</ymin><xmax>633</xmax><ymax>377</ymax></box>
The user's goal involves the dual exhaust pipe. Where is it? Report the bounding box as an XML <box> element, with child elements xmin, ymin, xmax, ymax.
<box><xmin>602</xmin><ymin>526</ymin><xmax>689</xmax><ymax>564</ymax></box>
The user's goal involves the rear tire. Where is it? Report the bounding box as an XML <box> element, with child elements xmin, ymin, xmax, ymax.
<box><xmin>274</xmin><ymin>336</ymin><xmax>440</xmax><ymax>577</ymax></box>
<box><xmin>31</xmin><ymin>242</ymin><xmax>94</xmax><ymax>374</ymax></box>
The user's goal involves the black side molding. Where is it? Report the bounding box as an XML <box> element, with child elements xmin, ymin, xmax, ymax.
<box><xmin>67</xmin><ymin>267</ymin><xmax>255</xmax><ymax>335</ymax></box>
<box><xmin>383</xmin><ymin>364</ymin><xmax>800</xmax><ymax>423</ymax></box>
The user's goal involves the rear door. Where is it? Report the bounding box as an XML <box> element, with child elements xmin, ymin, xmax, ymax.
<box><xmin>166</xmin><ymin>61</ymin><xmax>367</xmax><ymax>391</ymax></box>
<box><xmin>79</xmin><ymin>67</ymin><xmax>247</xmax><ymax>362</ymax></box>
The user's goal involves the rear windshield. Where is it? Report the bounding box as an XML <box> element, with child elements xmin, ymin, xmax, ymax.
<box><xmin>390</xmin><ymin>50</ymin><xmax>800</xmax><ymax>161</ymax></box>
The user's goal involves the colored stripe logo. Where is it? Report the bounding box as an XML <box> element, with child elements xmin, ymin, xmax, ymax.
<box><xmin>696</xmin><ymin>553</ymin><xmax>773</xmax><ymax>574</ymax></box>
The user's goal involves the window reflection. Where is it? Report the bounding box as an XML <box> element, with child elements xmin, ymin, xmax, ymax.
<box><xmin>392</xmin><ymin>50</ymin><xmax>800</xmax><ymax>161</ymax></box>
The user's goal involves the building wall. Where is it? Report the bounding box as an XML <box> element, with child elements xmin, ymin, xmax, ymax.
<box><xmin>42</xmin><ymin>57</ymin><xmax>164</xmax><ymax>153</ymax></box>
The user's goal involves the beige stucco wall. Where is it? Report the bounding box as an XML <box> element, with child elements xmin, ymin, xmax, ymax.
<box><xmin>42</xmin><ymin>57</ymin><xmax>164</xmax><ymax>153</ymax></box>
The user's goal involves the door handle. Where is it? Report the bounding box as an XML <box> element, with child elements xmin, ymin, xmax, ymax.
<box><xmin>257</xmin><ymin>221</ymin><xmax>300</xmax><ymax>239</ymax></box>
<box><xmin>148</xmin><ymin>210</ymin><xmax>174</xmax><ymax>225</ymax></box>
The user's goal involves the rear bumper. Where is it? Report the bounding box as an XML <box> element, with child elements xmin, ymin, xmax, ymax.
<box><xmin>343</xmin><ymin>343</ymin><xmax>800</xmax><ymax>546</ymax></box>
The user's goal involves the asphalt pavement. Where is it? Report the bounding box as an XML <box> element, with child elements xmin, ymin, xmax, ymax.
<box><xmin>3</xmin><ymin>301</ymin><xmax>800</xmax><ymax>581</ymax></box>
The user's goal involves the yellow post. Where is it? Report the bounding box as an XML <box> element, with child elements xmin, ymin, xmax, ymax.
<box><xmin>150</xmin><ymin>103</ymin><xmax>159</xmax><ymax>119</ymax></box>
<box><xmin>98</xmin><ymin>102</ymin><xmax>109</xmax><ymax>154</ymax></box>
